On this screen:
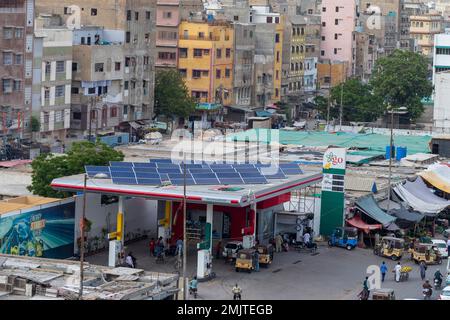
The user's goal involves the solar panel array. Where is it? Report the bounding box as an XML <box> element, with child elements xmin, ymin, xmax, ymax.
<box><xmin>85</xmin><ymin>159</ymin><xmax>303</xmax><ymax>186</ymax></box>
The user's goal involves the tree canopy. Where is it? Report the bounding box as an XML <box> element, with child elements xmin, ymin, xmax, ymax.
<box><xmin>370</xmin><ymin>49</ymin><xmax>433</xmax><ymax>120</ymax></box>
<box><xmin>331</xmin><ymin>78</ymin><xmax>384</xmax><ymax>122</ymax></box>
<box><xmin>154</xmin><ymin>70</ymin><xmax>197</xmax><ymax>120</ymax></box>
<box><xmin>28</xmin><ymin>141</ymin><xmax>124</xmax><ymax>198</ymax></box>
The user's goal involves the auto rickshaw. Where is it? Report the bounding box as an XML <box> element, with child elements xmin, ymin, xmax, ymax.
<box><xmin>256</xmin><ymin>244</ymin><xmax>274</xmax><ymax>267</ymax></box>
<box><xmin>235</xmin><ymin>249</ymin><xmax>257</xmax><ymax>273</ymax></box>
<box><xmin>409</xmin><ymin>243</ymin><xmax>442</xmax><ymax>265</ymax></box>
<box><xmin>328</xmin><ymin>227</ymin><xmax>358</xmax><ymax>250</ymax></box>
<box><xmin>372</xmin><ymin>288</ymin><xmax>396</xmax><ymax>300</ymax></box>
<box><xmin>373</xmin><ymin>236</ymin><xmax>405</xmax><ymax>261</ymax></box>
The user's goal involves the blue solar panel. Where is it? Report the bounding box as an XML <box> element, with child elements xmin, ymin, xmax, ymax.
<box><xmin>215</xmin><ymin>172</ymin><xmax>241</xmax><ymax>178</ymax></box>
<box><xmin>111</xmin><ymin>171</ymin><xmax>136</xmax><ymax>178</ymax></box>
<box><xmin>280</xmin><ymin>168</ymin><xmax>303</xmax><ymax>175</ymax></box>
<box><xmin>133</xmin><ymin>167</ymin><xmax>158</xmax><ymax>173</ymax></box>
<box><xmin>234</xmin><ymin>168</ymin><xmax>261</xmax><ymax>174</ymax></box>
<box><xmin>185</xmin><ymin>164</ymin><xmax>203</xmax><ymax>169</ymax></box>
<box><xmin>169</xmin><ymin>178</ymin><xmax>196</xmax><ymax>186</ymax></box>
<box><xmin>85</xmin><ymin>166</ymin><xmax>111</xmax><ymax>178</ymax></box>
<box><xmin>156</xmin><ymin>163</ymin><xmax>180</xmax><ymax>168</ymax></box>
<box><xmin>110</xmin><ymin>166</ymin><xmax>134</xmax><ymax>173</ymax></box>
<box><xmin>112</xmin><ymin>177</ymin><xmax>138</xmax><ymax>185</ymax></box>
<box><xmin>242</xmin><ymin>176</ymin><xmax>268</xmax><ymax>184</ymax></box>
<box><xmin>150</xmin><ymin>159</ymin><xmax>173</xmax><ymax>163</ymax></box>
<box><xmin>133</xmin><ymin>162</ymin><xmax>156</xmax><ymax>168</ymax></box>
<box><xmin>134</xmin><ymin>171</ymin><xmax>160</xmax><ymax>179</ymax></box>
<box><xmin>189</xmin><ymin>168</ymin><xmax>213</xmax><ymax>174</ymax></box>
<box><xmin>211</xmin><ymin>168</ymin><xmax>237</xmax><ymax>173</ymax></box>
<box><xmin>159</xmin><ymin>173</ymin><xmax>170</xmax><ymax>182</ymax></box>
<box><xmin>157</xmin><ymin>168</ymin><xmax>181</xmax><ymax>174</ymax></box>
<box><xmin>136</xmin><ymin>178</ymin><xmax>161</xmax><ymax>185</ymax></box>
<box><xmin>194</xmin><ymin>178</ymin><xmax>220</xmax><ymax>185</ymax></box>
<box><xmin>233</xmin><ymin>164</ymin><xmax>256</xmax><ymax>169</ymax></box>
<box><xmin>110</xmin><ymin>161</ymin><xmax>134</xmax><ymax>167</ymax></box>
<box><xmin>261</xmin><ymin>170</ymin><xmax>287</xmax><ymax>179</ymax></box>
<box><xmin>210</xmin><ymin>164</ymin><xmax>233</xmax><ymax>169</ymax></box>
<box><xmin>191</xmin><ymin>173</ymin><xmax>217</xmax><ymax>179</ymax></box>
<box><xmin>280</xmin><ymin>163</ymin><xmax>301</xmax><ymax>169</ymax></box>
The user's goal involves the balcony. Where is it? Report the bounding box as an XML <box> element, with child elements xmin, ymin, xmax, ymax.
<box><xmin>180</xmin><ymin>35</ymin><xmax>221</xmax><ymax>41</ymax></box>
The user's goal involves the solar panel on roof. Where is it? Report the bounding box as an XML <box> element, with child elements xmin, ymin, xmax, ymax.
<box><xmin>85</xmin><ymin>166</ymin><xmax>111</xmax><ymax>178</ymax></box>
<box><xmin>234</xmin><ymin>168</ymin><xmax>261</xmax><ymax>174</ymax></box>
<box><xmin>185</xmin><ymin>164</ymin><xmax>203</xmax><ymax>169</ymax></box>
<box><xmin>133</xmin><ymin>167</ymin><xmax>158</xmax><ymax>173</ymax></box>
<box><xmin>242</xmin><ymin>176</ymin><xmax>268</xmax><ymax>184</ymax></box>
<box><xmin>194</xmin><ymin>178</ymin><xmax>220</xmax><ymax>185</ymax></box>
<box><xmin>280</xmin><ymin>168</ymin><xmax>303</xmax><ymax>175</ymax></box>
<box><xmin>150</xmin><ymin>159</ymin><xmax>173</xmax><ymax>163</ymax></box>
<box><xmin>218</xmin><ymin>178</ymin><xmax>244</xmax><ymax>185</ymax></box>
<box><xmin>169</xmin><ymin>178</ymin><xmax>196</xmax><ymax>186</ymax></box>
<box><xmin>112</xmin><ymin>177</ymin><xmax>138</xmax><ymax>185</ymax></box>
<box><xmin>210</xmin><ymin>164</ymin><xmax>233</xmax><ymax>169</ymax></box>
<box><xmin>189</xmin><ymin>168</ymin><xmax>213</xmax><ymax>174</ymax></box>
<box><xmin>233</xmin><ymin>164</ymin><xmax>256</xmax><ymax>169</ymax></box>
<box><xmin>110</xmin><ymin>171</ymin><xmax>136</xmax><ymax>178</ymax></box>
<box><xmin>156</xmin><ymin>163</ymin><xmax>180</xmax><ymax>169</ymax></box>
<box><xmin>110</xmin><ymin>166</ymin><xmax>134</xmax><ymax>172</ymax></box>
<box><xmin>134</xmin><ymin>171</ymin><xmax>160</xmax><ymax>179</ymax></box>
<box><xmin>239</xmin><ymin>171</ymin><xmax>264</xmax><ymax>177</ymax></box>
<box><xmin>136</xmin><ymin>178</ymin><xmax>162</xmax><ymax>185</ymax></box>
<box><xmin>191</xmin><ymin>173</ymin><xmax>217</xmax><ymax>179</ymax></box>
<box><xmin>261</xmin><ymin>170</ymin><xmax>287</xmax><ymax>179</ymax></box>
<box><xmin>157</xmin><ymin>168</ymin><xmax>181</xmax><ymax>174</ymax></box>
<box><xmin>133</xmin><ymin>162</ymin><xmax>156</xmax><ymax>168</ymax></box>
<box><xmin>280</xmin><ymin>163</ymin><xmax>301</xmax><ymax>169</ymax></box>
<box><xmin>159</xmin><ymin>173</ymin><xmax>170</xmax><ymax>182</ymax></box>
<box><xmin>110</xmin><ymin>161</ymin><xmax>134</xmax><ymax>167</ymax></box>
<box><xmin>215</xmin><ymin>172</ymin><xmax>241</xmax><ymax>178</ymax></box>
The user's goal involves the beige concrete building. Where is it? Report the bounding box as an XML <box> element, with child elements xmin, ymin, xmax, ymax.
<box><xmin>410</xmin><ymin>12</ymin><xmax>444</xmax><ymax>57</ymax></box>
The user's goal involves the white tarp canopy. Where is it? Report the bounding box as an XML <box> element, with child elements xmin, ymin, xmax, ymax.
<box><xmin>393</xmin><ymin>177</ymin><xmax>450</xmax><ymax>214</ymax></box>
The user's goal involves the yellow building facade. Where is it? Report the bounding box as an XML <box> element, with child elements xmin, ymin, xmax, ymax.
<box><xmin>273</xmin><ymin>19</ymin><xmax>284</xmax><ymax>101</ymax></box>
<box><xmin>178</xmin><ymin>21</ymin><xmax>234</xmax><ymax>106</ymax></box>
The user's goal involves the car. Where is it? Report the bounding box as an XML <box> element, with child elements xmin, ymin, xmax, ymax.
<box><xmin>431</xmin><ymin>239</ymin><xmax>449</xmax><ymax>259</ymax></box>
<box><xmin>222</xmin><ymin>241</ymin><xmax>243</xmax><ymax>259</ymax></box>
<box><xmin>438</xmin><ymin>286</ymin><xmax>450</xmax><ymax>300</ymax></box>
<box><xmin>443</xmin><ymin>229</ymin><xmax>450</xmax><ymax>238</ymax></box>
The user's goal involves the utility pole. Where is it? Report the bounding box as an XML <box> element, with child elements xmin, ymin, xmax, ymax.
<box><xmin>182</xmin><ymin>158</ymin><xmax>188</xmax><ymax>300</ymax></box>
<box><xmin>339</xmin><ymin>66</ymin><xmax>344</xmax><ymax>131</ymax></box>
<box><xmin>326</xmin><ymin>61</ymin><xmax>331</xmax><ymax>130</ymax></box>
<box><xmin>88</xmin><ymin>97</ymin><xmax>93</xmax><ymax>142</ymax></box>
<box><xmin>386</xmin><ymin>107</ymin><xmax>394</xmax><ymax>214</ymax></box>
<box><xmin>79</xmin><ymin>173</ymin><xmax>87</xmax><ymax>299</ymax></box>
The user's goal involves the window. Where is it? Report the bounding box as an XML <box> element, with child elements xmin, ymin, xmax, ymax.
<box><xmin>192</xmin><ymin>70</ymin><xmax>201</xmax><ymax>78</ymax></box>
<box><xmin>91</xmin><ymin>8</ymin><xmax>97</xmax><ymax>16</ymax></box>
<box><xmin>15</xmin><ymin>28</ymin><xmax>23</xmax><ymax>39</ymax></box>
<box><xmin>322</xmin><ymin>22</ymin><xmax>326</xmax><ymax>27</ymax></box>
<box><xmin>321</xmin><ymin>50</ymin><xmax>325</xmax><ymax>56</ymax></box>
<box><xmin>226</xmin><ymin>48</ymin><xmax>231</xmax><ymax>58</ymax></box>
<box><xmin>56</xmin><ymin>61</ymin><xmax>65</xmax><ymax>73</ymax></box>
<box><xmin>72</xmin><ymin>62</ymin><xmax>78</xmax><ymax>71</ymax></box>
<box><xmin>335</xmin><ymin>6</ymin><xmax>339</xmax><ymax>12</ymax></box>
<box><xmin>216</xmin><ymin>69</ymin><xmax>221</xmax><ymax>79</ymax></box>
<box><xmin>276</xmin><ymin>51</ymin><xmax>280</xmax><ymax>62</ymax></box>
<box><xmin>73</xmin><ymin>112</ymin><xmax>82</xmax><ymax>120</ymax></box>
<box><xmin>123</xmin><ymin>105</ymin><xmax>128</xmax><ymax>115</ymax></box>
<box><xmin>124</xmin><ymin>81</ymin><xmax>129</xmax><ymax>90</ymax></box>
<box><xmin>322</xmin><ymin>36</ymin><xmax>325</xmax><ymax>41</ymax></box>
<box><xmin>127</xmin><ymin>10</ymin><xmax>132</xmax><ymax>21</ymax></box>
<box><xmin>115</xmin><ymin>62</ymin><xmax>121</xmax><ymax>71</ymax></box>
<box><xmin>146</xmin><ymin>11</ymin><xmax>151</xmax><ymax>20</ymax></box>
<box><xmin>335</xmin><ymin>19</ymin><xmax>339</xmax><ymax>25</ymax></box>
<box><xmin>144</xmin><ymin>56</ymin><xmax>150</xmax><ymax>65</ymax></box>
<box><xmin>202</xmin><ymin>70</ymin><xmax>209</xmax><ymax>77</ymax></box>
<box><xmin>276</xmin><ymin>70</ymin><xmax>279</xmax><ymax>80</ymax></box>
<box><xmin>179</xmin><ymin>69</ymin><xmax>187</xmax><ymax>78</ymax></box>
<box><xmin>135</xmin><ymin>12</ymin><xmax>139</xmax><ymax>21</ymax></box>
<box><xmin>90</xmin><ymin>110</ymin><xmax>97</xmax><ymax>119</ymax></box>
<box><xmin>179</xmin><ymin>48</ymin><xmax>188</xmax><ymax>58</ymax></box>
<box><xmin>322</xmin><ymin>7</ymin><xmax>326</xmax><ymax>12</ymax></box>
<box><xmin>13</xmin><ymin>80</ymin><xmax>21</xmax><ymax>91</ymax></box>
<box><xmin>334</xmin><ymin>48</ymin><xmax>338</xmax><ymax>54</ymax></box>
<box><xmin>216</xmin><ymin>49</ymin><xmax>222</xmax><ymax>58</ymax></box>
<box><xmin>234</xmin><ymin>15</ymin><xmax>239</xmax><ymax>21</ymax></box>
<box><xmin>275</xmin><ymin>17</ymin><xmax>279</xmax><ymax>24</ymax></box>
<box><xmin>71</xmin><ymin>87</ymin><xmax>79</xmax><ymax>94</ymax></box>
<box><xmin>64</xmin><ymin>7</ymin><xmax>70</xmax><ymax>15</ymax></box>
<box><xmin>163</xmin><ymin>11</ymin><xmax>172</xmax><ymax>19</ymax></box>
<box><xmin>225</xmin><ymin>68</ymin><xmax>231</xmax><ymax>78</ymax></box>
<box><xmin>126</xmin><ymin>32</ymin><xmax>131</xmax><ymax>43</ymax></box>
<box><xmin>45</xmin><ymin>62</ymin><xmax>51</xmax><ymax>75</ymax></box>
<box><xmin>193</xmin><ymin>48</ymin><xmax>203</xmax><ymax>57</ymax></box>
<box><xmin>335</xmin><ymin>33</ymin><xmax>338</xmax><ymax>40</ymax></box>
<box><xmin>3</xmin><ymin>27</ymin><xmax>13</xmax><ymax>39</ymax></box>
<box><xmin>110</xmin><ymin>107</ymin><xmax>118</xmax><ymax>118</ymax></box>
<box><xmin>131</xmin><ymin>81</ymin><xmax>136</xmax><ymax>89</ymax></box>
<box><xmin>324</xmin><ymin>76</ymin><xmax>330</xmax><ymax>84</ymax></box>
<box><xmin>44</xmin><ymin>89</ymin><xmax>50</xmax><ymax>99</ymax></box>
<box><xmin>3</xmin><ymin>52</ymin><xmax>12</xmax><ymax>65</ymax></box>
<box><xmin>275</xmin><ymin>33</ymin><xmax>280</xmax><ymax>43</ymax></box>
<box><xmin>95</xmin><ymin>63</ymin><xmax>104</xmax><ymax>72</ymax></box>
<box><xmin>203</xmin><ymin>49</ymin><xmax>210</xmax><ymax>55</ymax></box>
<box><xmin>249</xmin><ymin>31</ymin><xmax>253</xmax><ymax>38</ymax></box>
<box><xmin>55</xmin><ymin>85</ymin><xmax>65</xmax><ymax>97</ymax></box>
<box><xmin>267</xmin><ymin>16</ymin><xmax>273</xmax><ymax>23</ymax></box>
<box><xmin>292</xmin><ymin>28</ymin><xmax>296</xmax><ymax>36</ymax></box>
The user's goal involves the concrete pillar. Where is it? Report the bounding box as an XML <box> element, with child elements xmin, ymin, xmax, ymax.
<box><xmin>252</xmin><ymin>202</ymin><xmax>257</xmax><ymax>240</ymax></box>
<box><xmin>206</xmin><ymin>203</ymin><xmax>213</xmax><ymax>255</ymax></box>
<box><xmin>117</xmin><ymin>196</ymin><xmax>125</xmax><ymax>246</ymax></box>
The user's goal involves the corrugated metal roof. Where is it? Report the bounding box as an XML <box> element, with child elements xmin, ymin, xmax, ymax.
<box><xmin>345</xmin><ymin>176</ymin><xmax>376</xmax><ymax>192</ymax></box>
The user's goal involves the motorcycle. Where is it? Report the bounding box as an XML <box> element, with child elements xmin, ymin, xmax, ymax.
<box><xmin>233</xmin><ymin>292</ymin><xmax>242</xmax><ymax>300</ymax></box>
<box><xmin>422</xmin><ymin>288</ymin><xmax>432</xmax><ymax>300</ymax></box>
<box><xmin>434</xmin><ymin>278</ymin><xmax>442</xmax><ymax>290</ymax></box>
<box><xmin>189</xmin><ymin>287</ymin><xmax>198</xmax><ymax>299</ymax></box>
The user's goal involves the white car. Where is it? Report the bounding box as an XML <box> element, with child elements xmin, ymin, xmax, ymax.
<box><xmin>431</xmin><ymin>239</ymin><xmax>448</xmax><ymax>258</ymax></box>
<box><xmin>222</xmin><ymin>241</ymin><xmax>243</xmax><ymax>259</ymax></box>
<box><xmin>439</xmin><ymin>286</ymin><xmax>450</xmax><ymax>300</ymax></box>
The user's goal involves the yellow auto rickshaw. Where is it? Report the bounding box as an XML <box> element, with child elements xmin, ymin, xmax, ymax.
<box><xmin>372</xmin><ymin>288</ymin><xmax>396</xmax><ymax>300</ymax></box>
<box><xmin>257</xmin><ymin>244</ymin><xmax>274</xmax><ymax>267</ymax></box>
<box><xmin>235</xmin><ymin>249</ymin><xmax>257</xmax><ymax>273</ymax></box>
<box><xmin>409</xmin><ymin>243</ymin><xmax>442</xmax><ymax>265</ymax></box>
<box><xmin>373</xmin><ymin>236</ymin><xmax>405</xmax><ymax>261</ymax></box>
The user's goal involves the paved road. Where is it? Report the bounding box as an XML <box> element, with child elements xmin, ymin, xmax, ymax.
<box><xmin>86</xmin><ymin>241</ymin><xmax>449</xmax><ymax>300</ymax></box>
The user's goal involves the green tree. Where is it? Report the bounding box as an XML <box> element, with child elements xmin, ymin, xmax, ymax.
<box><xmin>313</xmin><ymin>95</ymin><xmax>338</xmax><ymax>120</ymax></box>
<box><xmin>31</xmin><ymin>116</ymin><xmax>40</xmax><ymax>132</ymax></box>
<box><xmin>28</xmin><ymin>141</ymin><xmax>124</xmax><ymax>198</ymax></box>
<box><xmin>154</xmin><ymin>70</ymin><xmax>196</xmax><ymax>122</ymax></box>
<box><xmin>330</xmin><ymin>78</ymin><xmax>384</xmax><ymax>122</ymax></box>
<box><xmin>370</xmin><ymin>49</ymin><xmax>433</xmax><ymax>120</ymax></box>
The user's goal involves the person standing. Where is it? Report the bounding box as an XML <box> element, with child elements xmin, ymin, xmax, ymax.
<box><xmin>394</xmin><ymin>262</ymin><xmax>402</xmax><ymax>282</ymax></box>
<box><xmin>149</xmin><ymin>238</ymin><xmax>155</xmax><ymax>256</ymax></box>
<box><xmin>380</xmin><ymin>261</ymin><xmax>388</xmax><ymax>282</ymax></box>
<box><xmin>175</xmin><ymin>238</ymin><xmax>183</xmax><ymax>256</ymax></box>
<box><xmin>125</xmin><ymin>252</ymin><xmax>135</xmax><ymax>268</ymax></box>
<box><xmin>254</xmin><ymin>250</ymin><xmax>260</xmax><ymax>272</ymax></box>
<box><xmin>275</xmin><ymin>234</ymin><xmax>283</xmax><ymax>253</ymax></box>
<box><xmin>419</xmin><ymin>261</ymin><xmax>427</xmax><ymax>281</ymax></box>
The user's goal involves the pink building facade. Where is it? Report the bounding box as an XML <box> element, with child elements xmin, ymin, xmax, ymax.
<box><xmin>320</xmin><ymin>0</ymin><xmax>357</xmax><ymax>77</ymax></box>
<box><xmin>156</xmin><ymin>0</ymin><xmax>180</xmax><ymax>69</ymax></box>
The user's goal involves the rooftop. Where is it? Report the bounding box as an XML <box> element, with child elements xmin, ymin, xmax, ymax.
<box><xmin>0</xmin><ymin>196</ymin><xmax>61</xmax><ymax>215</ymax></box>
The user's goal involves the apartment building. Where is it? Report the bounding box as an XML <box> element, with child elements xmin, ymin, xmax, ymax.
<box><xmin>410</xmin><ymin>12</ymin><xmax>444</xmax><ymax>58</ymax></box>
<box><xmin>303</xmin><ymin>15</ymin><xmax>321</xmax><ymax>97</ymax></box>
<box><xmin>355</xmin><ymin>32</ymin><xmax>378</xmax><ymax>82</ymax></box>
<box><xmin>432</xmin><ymin>29</ymin><xmax>450</xmax><ymax>83</ymax></box>
<box><xmin>156</xmin><ymin>0</ymin><xmax>180</xmax><ymax>69</ymax></box>
<box><xmin>32</xmin><ymin>16</ymin><xmax>73</xmax><ymax>143</ymax></box>
<box><xmin>0</xmin><ymin>0</ymin><xmax>34</xmax><ymax>140</ymax></box>
<box><xmin>177</xmin><ymin>20</ymin><xmax>234</xmax><ymax>107</ymax></box>
<box><xmin>320</xmin><ymin>0</ymin><xmax>357</xmax><ymax>77</ymax></box>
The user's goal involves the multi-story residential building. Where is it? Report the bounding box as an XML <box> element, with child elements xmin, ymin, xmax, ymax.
<box><xmin>303</xmin><ymin>15</ymin><xmax>321</xmax><ymax>98</ymax></box>
<box><xmin>410</xmin><ymin>12</ymin><xmax>444</xmax><ymax>58</ymax></box>
<box><xmin>433</xmin><ymin>70</ymin><xmax>450</xmax><ymax>133</ymax></box>
<box><xmin>355</xmin><ymin>32</ymin><xmax>378</xmax><ymax>82</ymax></box>
<box><xmin>320</xmin><ymin>0</ymin><xmax>357</xmax><ymax>77</ymax></box>
<box><xmin>252</xmin><ymin>5</ymin><xmax>283</xmax><ymax>107</ymax></box>
<box><xmin>0</xmin><ymin>0</ymin><xmax>34</xmax><ymax>141</ymax></box>
<box><xmin>432</xmin><ymin>29</ymin><xmax>450</xmax><ymax>83</ymax></box>
<box><xmin>36</xmin><ymin>0</ymin><xmax>157</xmax><ymax>134</ymax></box>
<box><xmin>156</xmin><ymin>0</ymin><xmax>180</xmax><ymax>70</ymax></box>
<box><xmin>32</xmin><ymin>16</ymin><xmax>73</xmax><ymax>143</ymax></box>
<box><xmin>177</xmin><ymin>20</ymin><xmax>234</xmax><ymax>108</ymax></box>
<box><xmin>281</xmin><ymin>15</ymin><xmax>307</xmax><ymax>111</ymax></box>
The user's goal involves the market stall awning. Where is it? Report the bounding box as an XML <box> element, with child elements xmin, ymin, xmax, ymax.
<box><xmin>419</xmin><ymin>170</ymin><xmax>450</xmax><ymax>194</ymax></box>
<box><xmin>390</xmin><ymin>206</ymin><xmax>424</xmax><ymax>223</ymax></box>
<box><xmin>256</xmin><ymin>110</ymin><xmax>273</xmax><ymax>117</ymax></box>
<box><xmin>346</xmin><ymin>216</ymin><xmax>382</xmax><ymax>234</ymax></box>
<box><xmin>355</xmin><ymin>195</ymin><xmax>397</xmax><ymax>226</ymax></box>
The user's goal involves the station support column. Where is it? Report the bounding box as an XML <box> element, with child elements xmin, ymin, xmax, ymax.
<box><xmin>252</xmin><ymin>202</ymin><xmax>257</xmax><ymax>243</ymax></box>
<box><xmin>117</xmin><ymin>196</ymin><xmax>125</xmax><ymax>246</ymax></box>
<box><xmin>206</xmin><ymin>203</ymin><xmax>213</xmax><ymax>255</ymax></box>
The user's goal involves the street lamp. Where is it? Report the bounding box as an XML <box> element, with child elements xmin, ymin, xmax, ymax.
<box><xmin>79</xmin><ymin>172</ymin><xmax>108</xmax><ymax>299</ymax></box>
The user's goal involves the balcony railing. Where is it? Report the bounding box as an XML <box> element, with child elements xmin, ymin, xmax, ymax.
<box><xmin>180</xmin><ymin>35</ymin><xmax>221</xmax><ymax>41</ymax></box>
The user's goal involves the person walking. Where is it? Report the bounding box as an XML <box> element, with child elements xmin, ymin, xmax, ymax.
<box><xmin>254</xmin><ymin>250</ymin><xmax>260</xmax><ymax>272</ymax></box>
<box><xmin>419</xmin><ymin>261</ymin><xmax>427</xmax><ymax>281</ymax></box>
<box><xmin>380</xmin><ymin>261</ymin><xmax>388</xmax><ymax>282</ymax></box>
<box><xmin>149</xmin><ymin>238</ymin><xmax>155</xmax><ymax>256</ymax></box>
<box><xmin>359</xmin><ymin>277</ymin><xmax>370</xmax><ymax>300</ymax></box>
<box><xmin>394</xmin><ymin>262</ymin><xmax>402</xmax><ymax>282</ymax></box>
<box><xmin>125</xmin><ymin>252</ymin><xmax>135</xmax><ymax>268</ymax></box>
<box><xmin>275</xmin><ymin>234</ymin><xmax>283</xmax><ymax>253</ymax></box>
<box><xmin>175</xmin><ymin>238</ymin><xmax>183</xmax><ymax>256</ymax></box>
